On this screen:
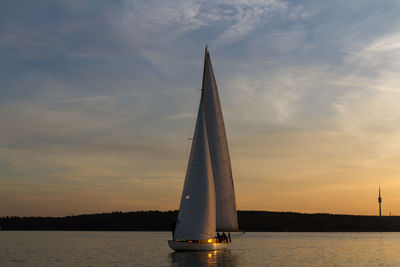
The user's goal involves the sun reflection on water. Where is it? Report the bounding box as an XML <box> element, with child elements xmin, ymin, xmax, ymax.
<box><xmin>170</xmin><ymin>249</ymin><xmax>238</xmax><ymax>266</ymax></box>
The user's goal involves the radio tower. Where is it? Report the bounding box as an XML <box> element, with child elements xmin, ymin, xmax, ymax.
<box><xmin>378</xmin><ymin>185</ymin><xmax>382</xmax><ymax>217</ymax></box>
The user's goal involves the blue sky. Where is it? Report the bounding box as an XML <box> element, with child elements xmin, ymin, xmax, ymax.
<box><xmin>1</xmin><ymin>0</ymin><xmax>400</xmax><ymax>216</ymax></box>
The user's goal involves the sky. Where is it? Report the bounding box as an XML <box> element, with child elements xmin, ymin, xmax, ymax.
<box><xmin>1</xmin><ymin>0</ymin><xmax>400</xmax><ymax>217</ymax></box>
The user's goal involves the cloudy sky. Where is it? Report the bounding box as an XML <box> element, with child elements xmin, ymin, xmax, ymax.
<box><xmin>1</xmin><ymin>0</ymin><xmax>400</xmax><ymax>216</ymax></box>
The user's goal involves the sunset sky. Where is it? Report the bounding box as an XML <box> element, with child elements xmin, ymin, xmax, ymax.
<box><xmin>1</xmin><ymin>0</ymin><xmax>400</xmax><ymax>216</ymax></box>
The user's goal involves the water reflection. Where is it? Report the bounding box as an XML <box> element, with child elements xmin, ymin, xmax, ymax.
<box><xmin>170</xmin><ymin>250</ymin><xmax>238</xmax><ymax>267</ymax></box>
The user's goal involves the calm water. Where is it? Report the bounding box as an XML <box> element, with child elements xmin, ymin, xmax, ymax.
<box><xmin>1</xmin><ymin>231</ymin><xmax>400</xmax><ymax>266</ymax></box>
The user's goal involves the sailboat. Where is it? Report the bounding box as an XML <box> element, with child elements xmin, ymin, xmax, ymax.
<box><xmin>168</xmin><ymin>47</ymin><xmax>238</xmax><ymax>251</ymax></box>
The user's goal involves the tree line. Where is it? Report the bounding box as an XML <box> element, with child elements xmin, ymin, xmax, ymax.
<box><xmin>2</xmin><ymin>210</ymin><xmax>400</xmax><ymax>231</ymax></box>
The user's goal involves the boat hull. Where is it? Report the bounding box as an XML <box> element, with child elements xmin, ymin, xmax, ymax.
<box><xmin>168</xmin><ymin>241</ymin><xmax>228</xmax><ymax>251</ymax></box>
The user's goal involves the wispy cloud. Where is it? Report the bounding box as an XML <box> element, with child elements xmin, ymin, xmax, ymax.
<box><xmin>116</xmin><ymin>0</ymin><xmax>301</xmax><ymax>48</ymax></box>
<box><xmin>164</xmin><ymin>112</ymin><xmax>194</xmax><ymax>120</ymax></box>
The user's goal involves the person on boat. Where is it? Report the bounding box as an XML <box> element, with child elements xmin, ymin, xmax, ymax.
<box><xmin>221</xmin><ymin>232</ymin><xmax>228</xmax><ymax>243</ymax></box>
<box><xmin>216</xmin><ymin>232</ymin><xmax>222</xmax><ymax>243</ymax></box>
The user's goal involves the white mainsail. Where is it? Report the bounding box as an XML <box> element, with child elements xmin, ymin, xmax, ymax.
<box><xmin>173</xmin><ymin>47</ymin><xmax>238</xmax><ymax>242</ymax></box>
<box><xmin>174</xmin><ymin>102</ymin><xmax>216</xmax><ymax>241</ymax></box>
<box><xmin>202</xmin><ymin>49</ymin><xmax>238</xmax><ymax>231</ymax></box>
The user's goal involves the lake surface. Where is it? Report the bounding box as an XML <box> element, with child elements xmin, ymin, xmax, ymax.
<box><xmin>1</xmin><ymin>231</ymin><xmax>400</xmax><ymax>266</ymax></box>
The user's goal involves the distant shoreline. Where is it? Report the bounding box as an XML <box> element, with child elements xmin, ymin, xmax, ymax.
<box><xmin>2</xmin><ymin>210</ymin><xmax>400</xmax><ymax>232</ymax></box>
